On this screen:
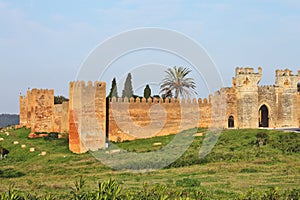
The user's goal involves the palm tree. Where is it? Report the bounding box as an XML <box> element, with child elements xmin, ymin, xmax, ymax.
<box><xmin>160</xmin><ymin>66</ymin><xmax>197</xmax><ymax>99</ymax></box>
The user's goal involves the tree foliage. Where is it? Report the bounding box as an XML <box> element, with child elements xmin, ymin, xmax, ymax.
<box><xmin>122</xmin><ymin>73</ymin><xmax>134</xmax><ymax>98</ymax></box>
<box><xmin>143</xmin><ymin>84</ymin><xmax>151</xmax><ymax>99</ymax></box>
<box><xmin>54</xmin><ymin>95</ymin><xmax>69</xmax><ymax>104</ymax></box>
<box><xmin>108</xmin><ymin>77</ymin><xmax>119</xmax><ymax>98</ymax></box>
<box><xmin>160</xmin><ymin>66</ymin><xmax>197</xmax><ymax>99</ymax></box>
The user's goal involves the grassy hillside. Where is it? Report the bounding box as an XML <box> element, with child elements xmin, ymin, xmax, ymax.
<box><xmin>0</xmin><ymin>127</ymin><xmax>299</xmax><ymax>199</ymax></box>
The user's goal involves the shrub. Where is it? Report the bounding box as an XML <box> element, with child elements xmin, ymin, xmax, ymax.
<box><xmin>175</xmin><ymin>178</ymin><xmax>201</xmax><ymax>188</ymax></box>
<box><xmin>0</xmin><ymin>169</ymin><xmax>25</xmax><ymax>178</ymax></box>
<box><xmin>255</xmin><ymin>132</ymin><xmax>269</xmax><ymax>147</ymax></box>
<box><xmin>93</xmin><ymin>178</ymin><xmax>122</xmax><ymax>200</ymax></box>
<box><xmin>0</xmin><ymin>184</ymin><xmax>23</xmax><ymax>200</ymax></box>
<box><xmin>44</xmin><ymin>132</ymin><xmax>59</xmax><ymax>141</ymax></box>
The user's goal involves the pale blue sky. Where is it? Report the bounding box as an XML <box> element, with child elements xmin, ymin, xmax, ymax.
<box><xmin>1</xmin><ymin>0</ymin><xmax>300</xmax><ymax>113</ymax></box>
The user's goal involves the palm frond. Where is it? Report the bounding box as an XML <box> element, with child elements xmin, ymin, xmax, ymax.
<box><xmin>160</xmin><ymin>66</ymin><xmax>197</xmax><ymax>99</ymax></box>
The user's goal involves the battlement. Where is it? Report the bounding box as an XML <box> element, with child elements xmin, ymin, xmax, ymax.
<box><xmin>258</xmin><ymin>85</ymin><xmax>276</xmax><ymax>89</ymax></box>
<box><xmin>220</xmin><ymin>87</ymin><xmax>235</xmax><ymax>93</ymax></box>
<box><xmin>235</xmin><ymin>66</ymin><xmax>262</xmax><ymax>76</ymax></box>
<box><xmin>70</xmin><ymin>81</ymin><xmax>105</xmax><ymax>89</ymax></box>
<box><xmin>109</xmin><ymin>97</ymin><xmax>211</xmax><ymax>106</ymax></box>
<box><xmin>275</xmin><ymin>69</ymin><xmax>300</xmax><ymax>77</ymax></box>
<box><xmin>26</xmin><ymin>88</ymin><xmax>54</xmax><ymax>96</ymax></box>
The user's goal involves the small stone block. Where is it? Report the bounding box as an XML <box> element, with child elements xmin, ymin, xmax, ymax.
<box><xmin>109</xmin><ymin>149</ymin><xmax>121</xmax><ymax>154</ymax></box>
<box><xmin>13</xmin><ymin>141</ymin><xmax>19</xmax><ymax>144</ymax></box>
<box><xmin>193</xmin><ymin>132</ymin><xmax>204</xmax><ymax>137</ymax></box>
<box><xmin>29</xmin><ymin>148</ymin><xmax>35</xmax><ymax>152</ymax></box>
<box><xmin>21</xmin><ymin>144</ymin><xmax>26</xmax><ymax>148</ymax></box>
<box><xmin>41</xmin><ymin>151</ymin><xmax>46</xmax><ymax>156</ymax></box>
<box><xmin>153</xmin><ymin>142</ymin><xmax>162</xmax><ymax>146</ymax></box>
<box><xmin>0</xmin><ymin>138</ymin><xmax>3</xmax><ymax>141</ymax></box>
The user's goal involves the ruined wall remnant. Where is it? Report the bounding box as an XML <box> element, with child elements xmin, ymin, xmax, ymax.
<box><xmin>19</xmin><ymin>89</ymin><xmax>69</xmax><ymax>134</ymax></box>
<box><xmin>19</xmin><ymin>95</ymin><xmax>28</xmax><ymax>127</ymax></box>
<box><xmin>69</xmin><ymin>81</ymin><xmax>106</xmax><ymax>153</ymax></box>
<box><xmin>19</xmin><ymin>89</ymin><xmax>55</xmax><ymax>133</ymax></box>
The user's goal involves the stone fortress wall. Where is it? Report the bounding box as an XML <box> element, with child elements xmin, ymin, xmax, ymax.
<box><xmin>19</xmin><ymin>89</ymin><xmax>62</xmax><ymax>133</ymax></box>
<box><xmin>107</xmin><ymin>96</ymin><xmax>211</xmax><ymax>142</ymax></box>
<box><xmin>19</xmin><ymin>67</ymin><xmax>300</xmax><ymax>153</ymax></box>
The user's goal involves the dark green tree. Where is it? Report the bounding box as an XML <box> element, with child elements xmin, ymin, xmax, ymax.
<box><xmin>143</xmin><ymin>84</ymin><xmax>151</xmax><ymax>99</ymax></box>
<box><xmin>108</xmin><ymin>77</ymin><xmax>118</xmax><ymax>98</ymax></box>
<box><xmin>122</xmin><ymin>73</ymin><xmax>134</xmax><ymax>98</ymax></box>
<box><xmin>54</xmin><ymin>95</ymin><xmax>69</xmax><ymax>104</ymax></box>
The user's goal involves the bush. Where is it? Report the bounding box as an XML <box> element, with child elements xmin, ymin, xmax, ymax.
<box><xmin>54</xmin><ymin>95</ymin><xmax>69</xmax><ymax>104</ymax></box>
<box><xmin>255</xmin><ymin>132</ymin><xmax>269</xmax><ymax>147</ymax></box>
<box><xmin>0</xmin><ymin>169</ymin><xmax>25</xmax><ymax>178</ymax></box>
<box><xmin>44</xmin><ymin>132</ymin><xmax>59</xmax><ymax>141</ymax></box>
<box><xmin>175</xmin><ymin>178</ymin><xmax>201</xmax><ymax>187</ymax></box>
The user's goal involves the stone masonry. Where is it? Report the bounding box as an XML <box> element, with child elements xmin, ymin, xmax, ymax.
<box><xmin>19</xmin><ymin>67</ymin><xmax>300</xmax><ymax>153</ymax></box>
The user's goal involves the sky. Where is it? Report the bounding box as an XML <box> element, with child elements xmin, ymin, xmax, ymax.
<box><xmin>1</xmin><ymin>0</ymin><xmax>300</xmax><ymax>114</ymax></box>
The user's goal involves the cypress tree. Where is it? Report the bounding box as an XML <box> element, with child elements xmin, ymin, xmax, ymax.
<box><xmin>122</xmin><ymin>73</ymin><xmax>134</xmax><ymax>98</ymax></box>
<box><xmin>108</xmin><ymin>77</ymin><xmax>118</xmax><ymax>98</ymax></box>
<box><xmin>143</xmin><ymin>84</ymin><xmax>151</xmax><ymax>99</ymax></box>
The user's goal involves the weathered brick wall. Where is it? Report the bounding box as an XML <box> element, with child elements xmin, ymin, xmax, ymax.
<box><xmin>220</xmin><ymin>87</ymin><xmax>237</xmax><ymax>128</ymax></box>
<box><xmin>61</xmin><ymin>101</ymin><xmax>69</xmax><ymax>133</ymax></box>
<box><xmin>53</xmin><ymin>104</ymin><xmax>62</xmax><ymax>133</ymax></box>
<box><xmin>197</xmin><ymin>98</ymin><xmax>211</xmax><ymax>128</ymax></box>
<box><xmin>30</xmin><ymin>89</ymin><xmax>54</xmax><ymax>133</ymax></box>
<box><xmin>52</xmin><ymin>101</ymin><xmax>69</xmax><ymax>133</ymax></box>
<box><xmin>108</xmin><ymin>97</ymin><xmax>213</xmax><ymax>142</ymax></box>
<box><xmin>69</xmin><ymin>81</ymin><xmax>106</xmax><ymax>153</ymax></box>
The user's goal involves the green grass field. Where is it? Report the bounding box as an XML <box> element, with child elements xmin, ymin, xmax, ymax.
<box><xmin>0</xmin><ymin>127</ymin><xmax>299</xmax><ymax>199</ymax></box>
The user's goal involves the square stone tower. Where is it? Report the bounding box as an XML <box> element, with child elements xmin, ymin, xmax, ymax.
<box><xmin>275</xmin><ymin>69</ymin><xmax>300</xmax><ymax>127</ymax></box>
<box><xmin>69</xmin><ymin>81</ymin><xmax>106</xmax><ymax>153</ymax></box>
<box><xmin>235</xmin><ymin>67</ymin><xmax>262</xmax><ymax>128</ymax></box>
